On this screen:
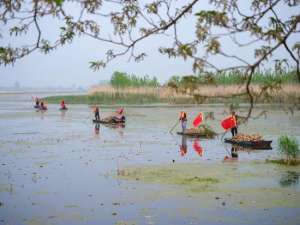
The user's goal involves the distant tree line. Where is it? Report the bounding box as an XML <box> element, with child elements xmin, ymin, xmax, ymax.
<box><xmin>166</xmin><ymin>69</ymin><xmax>298</xmax><ymax>91</ymax></box>
<box><xmin>110</xmin><ymin>71</ymin><xmax>160</xmax><ymax>88</ymax></box>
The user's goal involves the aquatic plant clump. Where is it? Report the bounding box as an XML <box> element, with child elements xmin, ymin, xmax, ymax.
<box><xmin>278</xmin><ymin>135</ymin><xmax>299</xmax><ymax>164</ymax></box>
<box><xmin>185</xmin><ymin>125</ymin><xmax>217</xmax><ymax>138</ymax></box>
<box><xmin>265</xmin><ymin>159</ymin><xmax>300</xmax><ymax>166</ymax></box>
<box><xmin>279</xmin><ymin>171</ymin><xmax>299</xmax><ymax>187</ymax></box>
<box><xmin>176</xmin><ymin>176</ymin><xmax>219</xmax><ymax>185</ymax></box>
<box><xmin>118</xmin><ymin>165</ymin><xmax>221</xmax><ymax>193</ymax></box>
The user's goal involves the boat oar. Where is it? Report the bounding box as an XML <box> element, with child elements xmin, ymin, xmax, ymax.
<box><xmin>169</xmin><ymin>120</ymin><xmax>179</xmax><ymax>134</ymax></box>
<box><xmin>220</xmin><ymin>130</ymin><xmax>228</xmax><ymax>141</ymax></box>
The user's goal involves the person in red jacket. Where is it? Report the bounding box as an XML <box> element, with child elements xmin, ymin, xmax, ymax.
<box><xmin>60</xmin><ymin>100</ymin><xmax>67</xmax><ymax>110</ymax></box>
<box><xmin>112</xmin><ymin>107</ymin><xmax>125</xmax><ymax>122</ymax></box>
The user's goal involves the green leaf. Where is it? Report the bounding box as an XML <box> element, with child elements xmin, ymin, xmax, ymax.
<box><xmin>54</xmin><ymin>0</ymin><xmax>64</xmax><ymax>6</ymax></box>
<box><xmin>0</xmin><ymin>47</ymin><xmax>5</xmax><ymax>54</ymax></box>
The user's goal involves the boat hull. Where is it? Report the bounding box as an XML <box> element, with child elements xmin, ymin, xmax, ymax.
<box><xmin>177</xmin><ymin>132</ymin><xmax>215</xmax><ymax>138</ymax></box>
<box><xmin>93</xmin><ymin>119</ymin><xmax>125</xmax><ymax>125</ymax></box>
<box><xmin>224</xmin><ymin>138</ymin><xmax>272</xmax><ymax>150</ymax></box>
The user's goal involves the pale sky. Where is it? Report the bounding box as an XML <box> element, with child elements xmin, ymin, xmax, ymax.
<box><xmin>0</xmin><ymin>0</ymin><xmax>299</xmax><ymax>88</ymax></box>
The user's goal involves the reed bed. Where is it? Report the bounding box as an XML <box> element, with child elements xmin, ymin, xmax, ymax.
<box><xmin>44</xmin><ymin>84</ymin><xmax>300</xmax><ymax>105</ymax></box>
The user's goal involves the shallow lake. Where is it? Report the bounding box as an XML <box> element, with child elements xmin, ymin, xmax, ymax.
<box><xmin>0</xmin><ymin>92</ymin><xmax>299</xmax><ymax>225</ymax></box>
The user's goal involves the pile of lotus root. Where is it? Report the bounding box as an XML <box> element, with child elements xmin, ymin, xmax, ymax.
<box><xmin>232</xmin><ymin>133</ymin><xmax>262</xmax><ymax>142</ymax></box>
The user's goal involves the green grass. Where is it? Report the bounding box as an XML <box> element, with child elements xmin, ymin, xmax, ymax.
<box><xmin>265</xmin><ymin>159</ymin><xmax>300</xmax><ymax>166</ymax></box>
<box><xmin>111</xmin><ymin>71</ymin><xmax>159</xmax><ymax>88</ymax></box>
<box><xmin>265</xmin><ymin>136</ymin><xmax>300</xmax><ymax>166</ymax></box>
<box><xmin>44</xmin><ymin>89</ymin><xmax>298</xmax><ymax>105</ymax></box>
<box><xmin>175</xmin><ymin>176</ymin><xmax>219</xmax><ymax>185</ymax></box>
<box><xmin>44</xmin><ymin>92</ymin><xmax>163</xmax><ymax>105</ymax></box>
<box><xmin>167</xmin><ymin>70</ymin><xmax>298</xmax><ymax>87</ymax></box>
<box><xmin>212</xmin><ymin>70</ymin><xmax>298</xmax><ymax>85</ymax></box>
<box><xmin>278</xmin><ymin>135</ymin><xmax>299</xmax><ymax>164</ymax></box>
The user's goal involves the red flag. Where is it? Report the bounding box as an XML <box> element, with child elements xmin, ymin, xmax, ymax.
<box><xmin>221</xmin><ymin>117</ymin><xmax>235</xmax><ymax>130</ymax></box>
<box><xmin>193</xmin><ymin>112</ymin><xmax>203</xmax><ymax>127</ymax></box>
<box><xmin>193</xmin><ymin>139</ymin><xmax>203</xmax><ymax>156</ymax></box>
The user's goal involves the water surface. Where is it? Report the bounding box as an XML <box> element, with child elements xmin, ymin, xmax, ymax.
<box><xmin>0</xmin><ymin>93</ymin><xmax>299</xmax><ymax>225</ymax></box>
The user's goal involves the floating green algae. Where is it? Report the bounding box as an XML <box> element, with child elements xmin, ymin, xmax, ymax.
<box><xmin>266</xmin><ymin>159</ymin><xmax>300</xmax><ymax>166</ymax></box>
<box><xmin>117</xmin><ymin>161</ymin><xmax>300</xmax><ymax>208</ymax></box>
<box><xmin>117</xmin><ymin>163</ymin><xmax>222</xmax><ymax>192</ymax></box>
<box><xmin>174</xmin><ymin>176</ymin><xmax>219</xmax><ymax>185</ymax></box>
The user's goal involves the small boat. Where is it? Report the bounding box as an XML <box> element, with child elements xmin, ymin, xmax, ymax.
<box><xmin>39</xmin><ymin>107</ymin><xmax>48</xmax><ymax>111</ymax></box>
<box><xmin>35</xmin><ymin>106</ymin><xmax>47</xmax><ymax>111</ymax></box>
<box><xmin>224</xmin><ymin>138</ymin><xmax>272</xmax><ymax>150</ymax></box>
<box><xmin>177</xmin><ymin>132</ymin><xmax>215</xmax><ymax>138</ymax></box>
<box><xmin>177</xmin><ymin>125</ymin><xmax>216</xmax><ymax>138</ymax></box>
<box><xmin>59</xmin><ymin>107</ymin><xmax>68</xmax><ymax>111</ymax></box>
<box><xmin>103</xmin><ymin>123</ymin><xmax>125</xmax><ymax>129</ymax></box>
<box><xmin>93</xmin><ymin>119</ymin><xmax>125</xmax><ymax>124</ymax></box>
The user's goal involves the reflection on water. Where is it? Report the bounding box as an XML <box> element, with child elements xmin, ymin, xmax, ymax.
<box><xmin>94</xmin><ymin>123</ymin><xmax>100</xmax><ymax>135</ymax></box>
<box><xmin>193</xmin><ymin>139</ymin><xmax>203</xmax><ymax>156</ymax></box>
<box><xmin>223</xmin><ymin>146</ymin><xmax>239</xmax><ymax>161</ymax></box>
<box><xmin>231</xmin><ymin>146</ymin><xmax>239</xmax><ymax>158</ymax></box>
<box><xmin>279</xmin><ymin>171</ymin><xmax>299</xmax><ymax>187</ymax></box>
<box><xmin>103</xmin><ymin>123</ymin><xmax>126</xmax><ymax>129</ymax></box>
<box><xmin>179</xmin><ymin>137</ymin><xmax>204</xmax><ymax>157</ymax></box>
<box><xmin>180</xmin><ymin>135</ymin><xmax>187</xmax><ymax>156</ymax></box>
<box><xmin>93</xmin><ymin>123</ymin><xmax>126</xmax><ymax>136</ymax></box>
<box><xmin>60</xmin><ymin>110</ymin><xmax>66</xmax><ymax>119</ymax></box>
<box><xmin>37</xmin><ymin>109</ymin><xmax>46</xmax><ymax>120</ymax></box>
<box><xmin>94</xmin><ymin>122</ymin><xmax>125</xmax><ymax>137</ymax></box>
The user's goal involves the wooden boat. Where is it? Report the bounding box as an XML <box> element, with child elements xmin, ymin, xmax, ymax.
<box><xmin>224</xmin><ymin>138</ymin><xmax>272</xmax><ymax>150</ymax></box>
<box><xmin>176</xmin><ymin>132</ymin><xmax>214</xmax><ymax>138</ymax></box>
<box><xmin>93</xmin><ymin>119</ymin><xmax>125</xmax><ymax>125</ymax></box>
<box><xmin>36</xmin><ymin>106</ymin><xmax>48</xmax><ymax>111</ymax></box>
<box><xmin>176</xmin><ymin>125</ymin><xmax>216</xmax><ymax>138</ymax></box>
<box><xmin>102</xmin><ymin>123</ymin><xmax>125</xmax><ymax>129</ymax></box>
<box><xmin>177</xmin><ymin>131</ymin><xmax>216</xmax><ymax>138</ymax></box>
